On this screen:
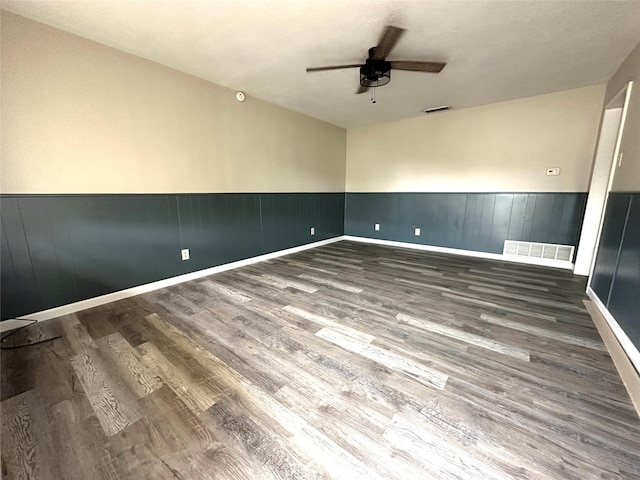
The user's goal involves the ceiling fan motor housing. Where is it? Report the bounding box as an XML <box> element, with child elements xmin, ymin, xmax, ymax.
<box><xmin>360</xmin><ymin>59</ymin><xmax>391</xmax><ymax>88</ymax></box>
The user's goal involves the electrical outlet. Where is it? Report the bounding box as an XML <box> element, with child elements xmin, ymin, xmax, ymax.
<box><xmin>310</xmin><ymin>227</ymin><xmax>315</xmax><ymax>235</ymax></box>
<box><xmin>546</xmin><ymin>167</ymin><xmax>560</xmax><ymax>176</ymax></box>
<box><xmin>374</xmin><ymin>223</ymin><xmax>380</xmax><ymax>231</ymax></box>
<box><xmin>181</xmin><ymin>248</ymin><xmax>190</xmax><ymax>261</ymax></box>
<box><xmin>414</xmin><ymin>227</ymin><xmax>421</xmax><ymax>236</ymax></box>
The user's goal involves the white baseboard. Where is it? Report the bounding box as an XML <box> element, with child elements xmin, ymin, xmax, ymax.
<box><xmin>586</xmin><ymin>287</ymin><xmax>640</xmax><ymax>374</ymax></box>
<box><xmin>343</xmin><ymin>236</ymin><xmax>574</xmax><ymax>270</ymax></box>
<box><xmin>1</xmin><ymin>236</ymin><xmax>345</xmax><ymax>331</ymax></box>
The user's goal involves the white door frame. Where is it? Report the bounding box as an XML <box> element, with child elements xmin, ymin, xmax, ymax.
<box><xmin>574</xmin><ymin>81</ymin><xmax>633</xmax><ymax>277</ymax></box>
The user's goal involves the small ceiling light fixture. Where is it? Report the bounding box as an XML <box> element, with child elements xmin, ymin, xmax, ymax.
<box><xmin>422</xmin><ymin>105</ymin><xmax>451</xmax><ymax>114</ymax></box>
<box><xmin>359</xmin><ymin>51</ymin><xmax>391</xmax><ymax>89</ymax></box>
<box><xmin>360</xmin><ymin>50</ymin><xmax>391</xmax><ymax>104</ymax></box>
<box><xmin>235</xmin><ymin>91</ymin><xmax>246</xmax><ymax>102</ymax></box>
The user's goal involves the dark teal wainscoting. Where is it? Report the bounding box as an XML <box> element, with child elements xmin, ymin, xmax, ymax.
<box><xmin>591</xmin><ymin>192</ymin><xmax>640</xmax><ymax>350</ymax></box>
<box><xmin>0</xmin><ymin>193</ymin><xmax>345</xmax><ymax>318</ymax></box>
<box><xmin>345</xmin><ymin>192</ymin><xmax>587</xmax><ymax>255</ymax></box>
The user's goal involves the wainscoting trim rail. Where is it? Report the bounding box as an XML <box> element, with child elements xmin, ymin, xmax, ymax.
<box><xmin>586</xmin><ymin>287</ymin><xmax>640</xmax><ymax>377</ymax></box>
<box><xmin>344</xmin><ymin>236</ymin><xmax>575</xmax><ymax>270</ymax></box>
<box><xmin>1</xmin><ymin>236</ymin><xmax>345</xmax><ymax>331</ymax></box>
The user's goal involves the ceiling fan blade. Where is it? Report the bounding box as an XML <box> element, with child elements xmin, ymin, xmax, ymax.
<box><xmin>306</xmin><ymin>64</ymin><xmax>363</xmax><ymax>72</ymax></box>
<box><xmin>373</xmin><ymin>25</ymin><xmax>406</xmax><ymax>60</ymax></box>
<box><xmin>389</xmin><ymin>61</ymin><xmax>446</xmax><ymax>73</ymax></box>
<box><xmin>356</xmin><ymin>85</ymin><xmax>369</xmax><ymax>94</ymax></box>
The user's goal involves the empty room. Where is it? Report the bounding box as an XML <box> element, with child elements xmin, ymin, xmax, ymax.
<box><xmin>1</xmin><ymin>1</ymin><xmax>640</xmax><ymax>478</ymax></box>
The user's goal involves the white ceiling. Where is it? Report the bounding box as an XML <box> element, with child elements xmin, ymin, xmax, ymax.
<box><xmin>3</xmin><ymin>0</ymin><xmax>640</xmax><ymax>128</ymax></box>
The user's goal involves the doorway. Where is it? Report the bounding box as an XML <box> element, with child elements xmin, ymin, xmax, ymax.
<box><xmin>574</xmin><ymin>82</ymin><xmax>633</xmax><ymax>276</ymax></box>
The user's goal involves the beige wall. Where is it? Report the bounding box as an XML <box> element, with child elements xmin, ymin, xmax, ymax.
<box><xmin>346</xmin><ymin>85</ymin><xmax>605</xmax><ymax>192</ymax></box>
<box><xmin>605</xmin><ymin>41</ymin><xmax>640</xmax><ymax>192</ymax></box>
<box><xmin>0</xmin><ymin>11</ymin><xmax>346</xmax><ymax>194</ymax></box>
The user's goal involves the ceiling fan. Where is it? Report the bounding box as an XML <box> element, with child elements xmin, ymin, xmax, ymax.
<box><xmin>306</xmin><ymin>25</ymin><xmax>446</xmax><ymax>95</ymax></box>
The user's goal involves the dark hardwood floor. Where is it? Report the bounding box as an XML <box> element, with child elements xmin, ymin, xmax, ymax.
<box><xmin>2</xmin><ymin>240</ymin><xmax>639</xmax><ymax>479</ymax></box>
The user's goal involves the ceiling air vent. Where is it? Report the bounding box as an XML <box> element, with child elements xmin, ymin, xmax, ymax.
<box><xmin>423</xmin><ymin>105</ymin><xmax>451</xmax><ymax>114</ymax></box>
<box><xmin>504</xmin><ymin>241</ymin><xmax>574</xmax><ymax>263</ymax></box>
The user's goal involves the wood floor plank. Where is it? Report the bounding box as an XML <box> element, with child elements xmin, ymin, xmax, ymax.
<box><xmin>51</xmin><ymin>396</ymin><xmax>115</xmax><ymax>480</ymax></box>
<box><xmin>206</xmin><ymin>399</ymin><xmax>319</xmax><ymax>480</ymax></box>
<box><xmin>457</xmin><ymin>271</ymin><xmax>551</xmax><ymax>291</ymax></box>
<box><xmin>154</xmin><ymin>311</ymin><xmax>287</xmax><ymax>396</ymax></box>
<box><xmin>1</xmin><ymin>390</ymin><xmax>52</xmax><ymax>480</ymax></box>
<box><xmin>315</xmin><ymin>327</ymin><xmax>449</xmax><ymax>390</ymax></box>
<box><xmin>468</xmin><ymin>266</ymin><xmax>558</xmax><ymax>284</ymax></box>
<box><xmin>441</xmin><ymin>291</ymin><xmax>558</xmax><ymax>321</ymax></box>
<box><xmin>283</xmin><ymin>305</ymin><xmax>375</xmax><ymax>343</ymax></box>
<box><xmin>105</xmin><ymin>385</ymin><xmax>227</xmax><ymax>479</ymax></box>
<box><xmin>311</xmin><ymin>256</ymin><xmax>364</xmax><ymax>270</ymax></box>
<box><xmin>297</xmin><ymin>273</ymin><xmax>364</xmax><ymax>293</ymax></box>
<box><xmin>181</xmin><ymin>311</ymin><xmax>292</xmax><ymax>394</ymax></box>
<box><xmin>30</xmin><ymin>347</ymin><xmax>77</xmax><ymax>407</ymax></box>
<box><xmin>137</xmin><ymin>341</ymin><xmax>218</xmax><ymax>415</ymax></box>
<box><xmin>60</xmin><ymin>313</ymin><xmax>98</xmax><ymax>355</ymax></box>
<box><xmin>76</xmin><ymin>307</ymin><xmax>119</xmax><ymax>340</ymax></box>
<box><xmin>480</xmin><ymin>313</ymin><xmax>606</xmax><ymax>351</ymax></box>
<box><xmin>1</xmin><ymin>347</ymin><xmax>36</xmax><ymax>402</ymax></box>
<box><xmin>397</xmin><ymin>312</ymin><xmax>531</xmax><ymax>361</ymax></box>
<box><xmin>96</xmin><ymin>301</ymin><xmax>158</xmax><ymax>348</ymax></box>
<box><xmin>200</xmin><ymin>280</ymin><xmax>252</xmax><ymax>303</ymax></box>
<box><xmin>144</xmin><ymin>288</ymin><xmax>206</xmax><ymax>318</ymax></box>
<box><xmin>281</xmin><ymin>259</ymin><xmax>340</xmax><ymax>276</ymax></box>
<box><xmin>383</xmin><ymin>408</ymin><xmax>514</xmax><ymax>480</ymax></box>
<box><xmin>70</xmin><ymin>349</ymin><xmax>142</xmax><ymax>437</ymax></box>
<box><xmin>248</xmin><ymin>273</ymin><xmax>319</xmax><ymax>293</ymax></box>
<box><xmin>468</xmin><ymin>285</ymin><xmax>588</xmax><ymax>313</ymax></box>
<box><xmin>96</xmin><ymin>332</ymin><xmax>163</xmax><ymax>398</ymax></box>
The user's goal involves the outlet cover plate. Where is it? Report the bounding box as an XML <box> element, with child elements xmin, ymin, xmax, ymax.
<box><xmin>310</xmin><ymin>227</ymin><xmax>315</xmax><ymax>235</ymax></box>
<box><xmin>181</xmin><ymin>248</ymin><xmax>190</xmax><ymax>260</ymax></box>
<box><xmin>375</xmin><ymin>223</ymin><xmax>380</xmax><ymax>231</ymax></box>
<box><xmin>414</xmin><ymin>228</ymin><xmax>421</xmax><ymax>236</ymax></box>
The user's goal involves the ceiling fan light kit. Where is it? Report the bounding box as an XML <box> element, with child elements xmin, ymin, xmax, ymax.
<box><xmin>360</xmin><ymin>47</ymin><xmax>391</xmax><ymax>88</ymax></box>
<box><xmin>359</xmin><ymin>57</ymin><xmax>391</xmax><ymax>88</ymax></box>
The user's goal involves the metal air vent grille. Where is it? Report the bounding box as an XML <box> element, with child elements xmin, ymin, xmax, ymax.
<box><xmin>504</xmin><ymin>241</ymin><xmax>574</xmax><ymax>262</ymax></box>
